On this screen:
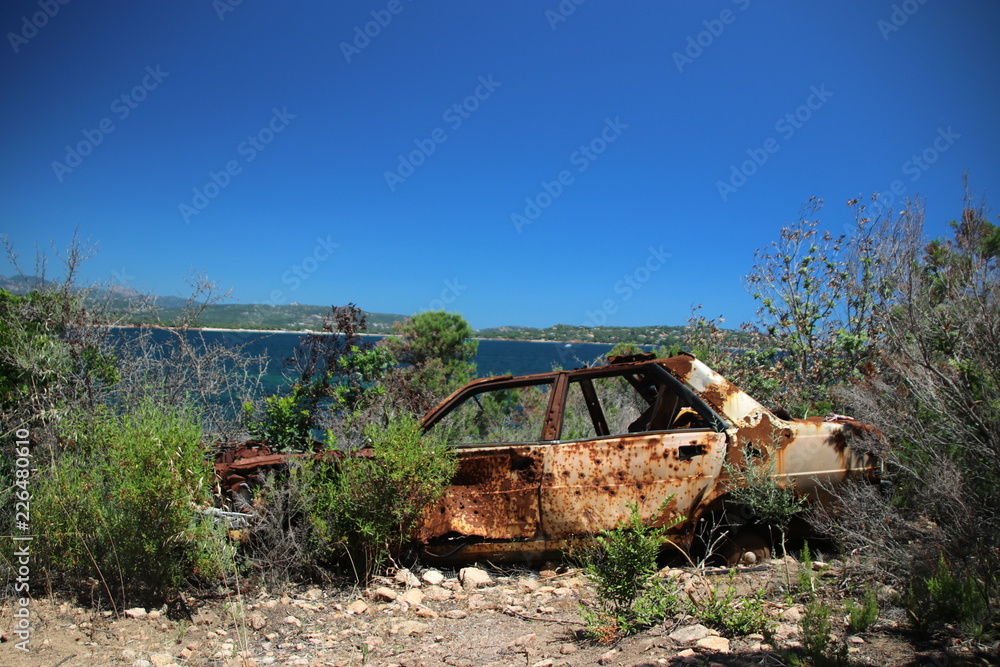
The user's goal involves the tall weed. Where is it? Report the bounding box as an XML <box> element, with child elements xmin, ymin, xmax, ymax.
<box><xmin>31</xmin><ymin>402</ymin><xmax>231</xmax><ymax>608</ymax></box>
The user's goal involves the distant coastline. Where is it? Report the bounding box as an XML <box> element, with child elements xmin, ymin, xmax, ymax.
<box><xmin>143</xmin><ymin>326</ymin><xmax>572</xmax><ymax>345</ymax></box>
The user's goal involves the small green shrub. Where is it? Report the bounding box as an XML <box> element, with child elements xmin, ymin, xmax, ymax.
<box><xmin>306</xmin><ymin>414</ymin><xmax>456</xmax><ymax>581</ymax></box>
<box><xmin>796</xmin><ymin>599</ymin><xmax>849</xmax><ymax>667</ymax></box>
<box><xmin>797</xmin><ymin>541</ymin><xmax>816</xmax><ymax>594</ymax></box>
<box><xmin>579</xmin><ymin>501</ymin><xmax>683</xmax><ymax>641</ymax></box>
<box><xmin>845</xmin><ymin>588</ymin><xmax>879</xmax><ymax>633</ymax></box>
<box><xmin>905</xmin><ymin>552</ymin><xmax>987</xmax><ymax>636</ymax></box>
<box><xmin>724</xmin><ymin>447</ymin><xmax>805</xmax><ymax>557</ymax></box>
<box><xmin>31</xmin><ymin>402</ymin><xmax>232</xmax><ymax>608</ymax></box>
<box><xmin>692</xmin><ymin>573</ymin><xmax>771</xmax><ymax>636</ymax></box>
<box><xmin>243</xmin><ymin>385</ymin><xmax>312</xmax><ymax>449</ymax></box>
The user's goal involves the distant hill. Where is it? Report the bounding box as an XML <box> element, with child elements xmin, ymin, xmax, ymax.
<box><xmin>128</xmin><ymin>303</ymin><xmax>407</xmax><ymax>332</ymax></box>
<box><xmin>2</xmin><ymin>275</ymin><xmax>745</xmax><ymax>343</ymax></box>
<box><xmin>476</xmin><ymin>323</ymin><xmax>691</xmax><ymax>347</ymax></box>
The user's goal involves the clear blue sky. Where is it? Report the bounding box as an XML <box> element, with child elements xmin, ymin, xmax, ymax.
<box><xmin>2</xmin><ymin>1</ymin><xmax>998</xmax><ymax>329</ymax></box>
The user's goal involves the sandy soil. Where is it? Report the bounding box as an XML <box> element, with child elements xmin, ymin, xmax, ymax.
<box><xmin>0</xmin><ymin>560</ymin><xmax>988</xmax><ymax>667</ymax></box>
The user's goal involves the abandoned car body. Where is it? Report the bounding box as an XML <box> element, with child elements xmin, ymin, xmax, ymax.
<box><xmin>214</xmin><ymin>353</ymin><xmax>879</xmax><ymax>564</ymax></box>
<box><xmin>412</xmin><ymin>353</ymin><xmax>878</xmax><ymax>563</ymax></box>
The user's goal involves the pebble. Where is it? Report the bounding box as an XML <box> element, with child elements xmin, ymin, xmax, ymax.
<box><xmin>396</xmin><ymin>568</ymin><xmax>422</xmax><ymax>588</ymax></box>
<box><xmin>695</xmin><ymin>636</ymin><xmax>731</xmax><ymax>653</ymax></box>
<box><xmin>373</xmin><ymin>586</ymin><xmax>398</xmax><ymax>601</ymax></box>
<box><xmin>346</xmin><ymin>600</ymin><xmax>368</xmax><ymax>615</ymax></box>
<box><xmin>459</xmin><ymin>567</ymin><xmax>492</xmax><ymax>589</ymax></box>
<box><xmin>669</xmin><ymin>624</ymin><xmax>715</xmax><ymax>643</ymax></box>
<box><xmin>391</xmin><ymin>620</ymin><xmax>428</xmax><ymax>636</ymax></box>
<box><xmin>400</xmin><ymin>588</ymin><xmax>424</xmax><ymax>606</ymax></box>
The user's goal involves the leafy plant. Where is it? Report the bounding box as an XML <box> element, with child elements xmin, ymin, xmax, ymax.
<box><xmin>579</xmin><ymin>500</ymin><xmax>684</xmax><ymax>641</ymax></box>
<box><xmin>797</xmin><ymin>541</ymin><xmax>817</xmax><ymax>594</ymax></box>
<box><xmin>845</xmin><ymin>588</ymin><xmax>879</xmax><ymax>633</ymax></box>
<box><xmin>905</xmin><ymin>552</ymin><xmax>987</xmax><ymax>636</ymax></box>
<box><xmin>795</xmin><ymin>599</ymin><xmax>849</xmax><ymax>667</ymax></box>
<box><xmin>243</xmin><ymin>386</ymin><xmax>313</xmax><ymax>449</ymax></box>
<box><xmin>691</xmin><ymin>572</ymin><xmax>771</xmax><ymax>636</ymax></box>
<box><xmin>723</xmin><ymin>446</ymin><xmax>805</xmax><ymax>557</ymax></box>
<box><xmin>31</xmin><ymin>402</ymin><xmax>232</xmax><ymax>609</ymax></box>
<box><xmin>305</xmin><ymin>414</ymin><xmax>456</xmax><ymax>581</ymax></box>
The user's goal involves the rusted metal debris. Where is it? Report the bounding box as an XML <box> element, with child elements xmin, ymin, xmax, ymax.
<box><xmin>215</xmin><ymin>353</ymin><xmax>881</xmax><ymax>564</ymax></box>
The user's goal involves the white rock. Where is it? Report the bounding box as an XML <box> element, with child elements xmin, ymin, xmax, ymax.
<box><xmin>400</xmin><ymin>588</ymin><xmax>424</xmax><ymax>606</ymax></box>
<box><xmin>373</xmin><ymin>586</ymin><xmax>398</xmax><ymax>601</ymax></box>
<box><xmin>390</xmin><ymin>620</ymin><xmax>428</xmax><ymax>636</ymax></box>
<box><xmin>423</xmin><ymin>585</ymin><xmax>452</xmax><ymax>601</ymax></box>
<box><xmin>346</xmin><ymin>600</ymin><xmax>368</xmax><ymax>615</ymax></box>
<box><xmin>421</xmin><ymin>569</ymin><xmax>445</xmax><ymax>586</ymax></box>
<box><xmin>459</xmin><ymin>566</ymin><xmax>492</xmax><ymax>589</ymax></box>
<box><xmin>248</xmin><ymin>611</ymin><xmax>268</xmax><ymax>631</ymax></box>
<box><xmin>668</xmin><ymin>623</ymin><xmax>714</xmax><ymax>643</ymax></box>
<box><xmin>780</xmin><ymin>605</ymin><xmax>804</xmax><ymax>622</ymax></box>
<box><xmin>148</xmin><ymin>654</ymin><xmax>174</xmax><ymax>667</ymax></box>
<box><xmin>696</xmin><ymin>635</ymin><xmax>731</xmax><ymax>653</ymax></box>
<box><xmin>124</xmin><ymin>607</ymin><xmax>147</xmax><ymax>619</ymax></box>
<box><xmin>395</xmin><ymin>568</ymin><xmax>422</xmax><ymax>588</ymax></box>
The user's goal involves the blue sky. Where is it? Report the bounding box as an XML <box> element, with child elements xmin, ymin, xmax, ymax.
<box><xmin>1</xmin><ymin>1</ymin><xmax>998</xmax><ymax>330</ymax></box>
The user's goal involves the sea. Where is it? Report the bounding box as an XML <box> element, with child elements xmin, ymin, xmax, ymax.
<box><xmin>134</xmin><ymin>329</ymin><xmax>632</xmax><ymax>395</ymax></box>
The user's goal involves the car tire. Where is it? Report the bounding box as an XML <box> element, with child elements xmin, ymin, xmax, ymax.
<box><xmin>717</xmin><ymin>528</ymin><xmax>772</xmax><ymax>566</ymax></box>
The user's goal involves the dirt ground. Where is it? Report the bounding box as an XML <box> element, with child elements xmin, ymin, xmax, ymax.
<box><xmin>0</xmin><ymin>558</ymin><xmax>992</xmax><ymax>667</ymax></box>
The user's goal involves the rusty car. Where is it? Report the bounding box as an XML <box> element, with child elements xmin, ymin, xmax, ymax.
<box><xmin>215</xmin><ymin>352</ymin><xmax>880</xmax><ymax>565</ymax></box>
<box><xmin>411</xmin><ymin>352</ymin><xmax>879</xmax><ymax>564</ymax></box>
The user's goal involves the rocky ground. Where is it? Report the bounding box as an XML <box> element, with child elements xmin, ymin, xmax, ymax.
<box><xmin>0</xmin><ymin>558</ymin><xmax>990</xmax><ymax>667</ymax></box>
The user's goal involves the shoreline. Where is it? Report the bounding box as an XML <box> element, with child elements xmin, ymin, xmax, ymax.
<box><xmin>118</xmin><ymin>324</ymin><xmax>605</xmax><ymax>345</ymax></box>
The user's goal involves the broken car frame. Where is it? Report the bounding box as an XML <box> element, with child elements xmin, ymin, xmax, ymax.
<box><xmin>215</xmin><ymin>353</ymin><xmax>880</xmax><ymax>564</ymax></box>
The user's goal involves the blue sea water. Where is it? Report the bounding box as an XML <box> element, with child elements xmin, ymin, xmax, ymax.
<box><xmin>134</xmin><ymin>329</ymin><xmax>628</xmax><ymax>395</ymax></box>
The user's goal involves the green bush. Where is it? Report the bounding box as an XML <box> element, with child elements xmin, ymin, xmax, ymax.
<box><xmin>31</xmin><ymin>402</ymin><xmax>232</xmax><ymax>609</ymax></box>
<box><xmin>723</xmin><ymin>446</ymin><xmax>805</xmax><ymax>557</ymax></box>
<box><xmin>579</xmin><ymin>501</ymin><xmax>684</xmax><ymax>641</ymax></box>
<box><xmin>305</xmin><ymin>414</ymin><xmax>456</xmax><ymax>581</ymax></box>
<box><xmin>796</xmin><ymin>600</ymin><xmax>849</xmax><ymax>667</ymax></box>
<box><xmin>905</xmin><ymin>552</ymin><xmax>988</xmax><ymax>637</ymax></box>
<box><xmin>243</xmin><ymin>386</ymin><xmax>313</xmax><ymax>449</ymax></box>
<box><xmin>845</xmin><ymin>588</ymin><xmax>879</xmax><ymax>633</ymax></box>
<box><xmin>692</xmin><ymin>572</ymin><xmax>771</xmax><ymax>636</ymax></box>
<box><xmin>797</xmin><ymin>541</ymin><xmax>817</xmax><ymax>594</ymax></box>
